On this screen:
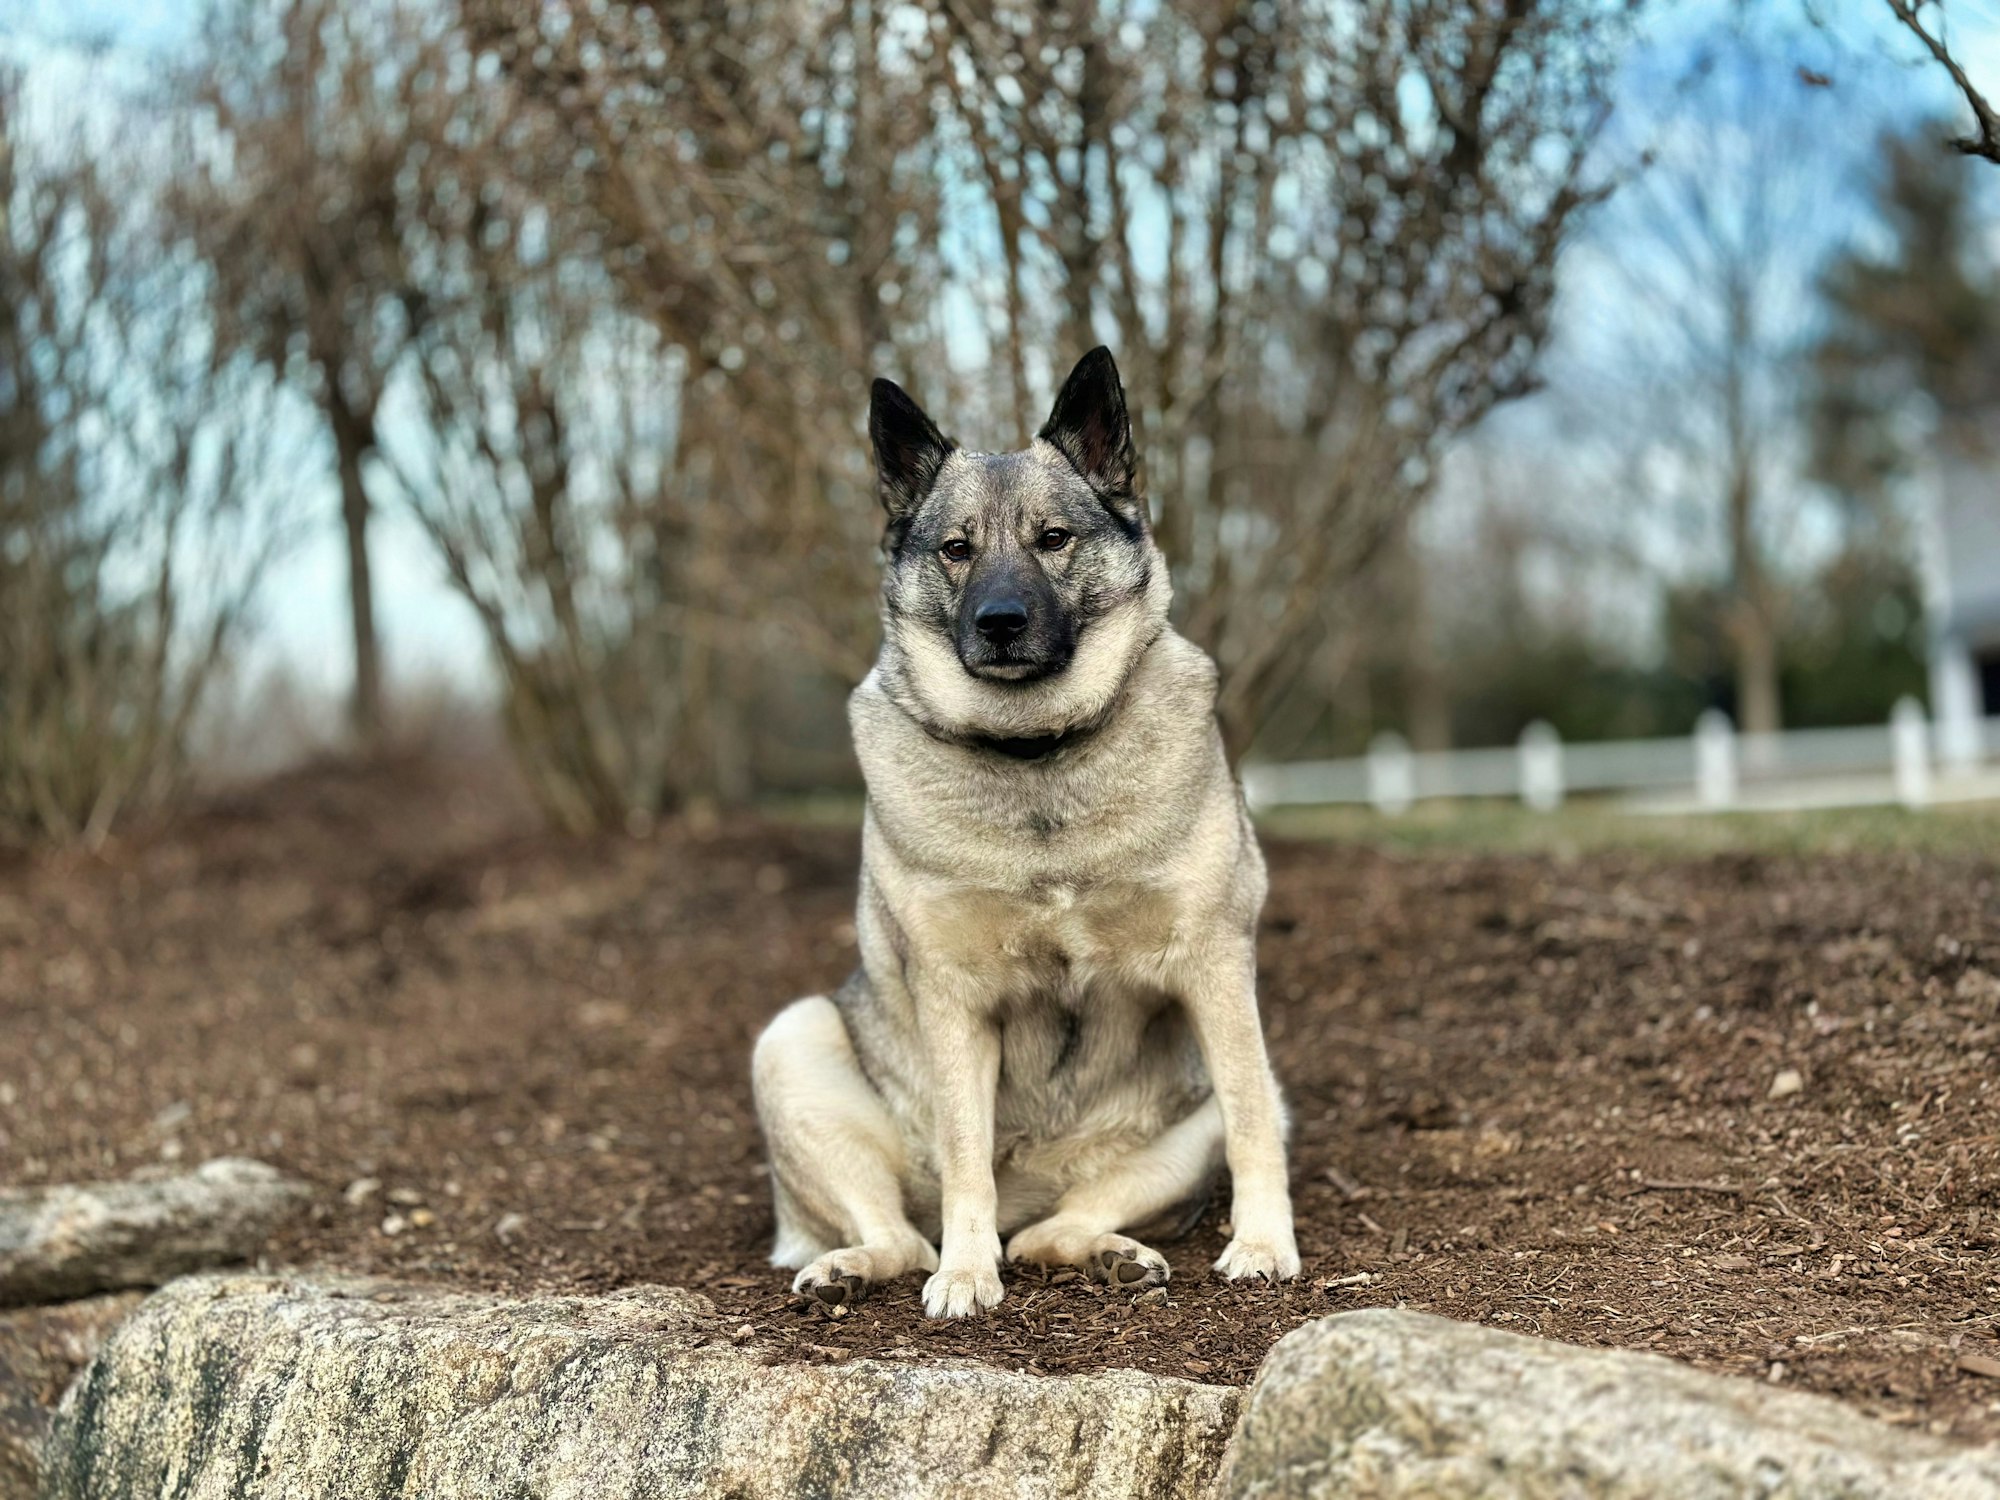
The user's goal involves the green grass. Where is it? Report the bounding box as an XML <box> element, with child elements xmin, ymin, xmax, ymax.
<box><xmin>1255</xmin><ymin>798</ymin><xmax>2000</xmax><ymax>859</ymax></box>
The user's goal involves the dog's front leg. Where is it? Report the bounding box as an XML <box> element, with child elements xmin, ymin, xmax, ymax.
<box><xmin>1181</xmin><ymin>937</ymin><xmax>1300</xmax><ymax>1282</ymax></box>
<box><xmin>915</xmin><ymin>979</ymin><xmax>1005</xmax><ymax>1317</ymax></box>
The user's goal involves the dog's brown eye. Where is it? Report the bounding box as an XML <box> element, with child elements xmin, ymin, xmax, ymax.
<box><xmin>940</xmin><ymin>538</ymin><xmax>971</xmax><ymax>562</ymax></box>
<box><xmin>1037</xmin><ymin>527</ymin><xmax>1072</xmax><ymax>551</ymax></box>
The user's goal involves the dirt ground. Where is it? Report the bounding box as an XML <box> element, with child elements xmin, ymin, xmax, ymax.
<box><xmin>5</xmin><ymin>758</ymin><xmax>1999</xmax><ymax>1444</ymax></box>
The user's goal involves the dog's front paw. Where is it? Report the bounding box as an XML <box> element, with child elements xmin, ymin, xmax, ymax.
<box><xmin>1214</xmin><ymin>1231</ymin><xmax>1301</xmax><ymax>1283</ymax></box>
<box><xmin>922</xmin><ymin>1261</ymin><xmax>1003</xmax><ymax>1318</ymax></box>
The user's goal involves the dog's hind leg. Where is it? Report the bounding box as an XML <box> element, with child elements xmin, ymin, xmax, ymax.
<box><xmin>1005</xmin><ymin>1096</ymin><xmax>1223</xmax><ymax>1291</ymax></box>
<box><xmin>752</xmin><ymin>995</ymin><xmax>937</xmax><ymax>1307</ymax></box>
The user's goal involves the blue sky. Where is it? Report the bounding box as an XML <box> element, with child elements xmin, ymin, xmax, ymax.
<box><xmin>8</xmin><ymin>0</ymin><xmax>2000</xmax><ymax>725</ymax></box>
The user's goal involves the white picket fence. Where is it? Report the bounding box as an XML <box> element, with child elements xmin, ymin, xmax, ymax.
<box><xmin>1243</xmin><ymin>699</ymin><xmax>2000</xmax><ymax>816</ymax></box>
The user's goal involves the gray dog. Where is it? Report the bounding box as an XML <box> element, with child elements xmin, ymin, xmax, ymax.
<box><xmin>752</xmin><ymin>348</ymin><xmax>1298</xmax><ymax>1318</ymax></box>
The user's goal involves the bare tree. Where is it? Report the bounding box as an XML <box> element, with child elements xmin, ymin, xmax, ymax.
<box><xmin>1548</xmin><ymin>48</ymin><xmax>1857</xmax><ymax>739</ymax></box>
<box><xmin>0</xmin><ymin>66</ymin><xmax>289</xmax><ymax>846</ymax></box>
<box><xmin>173</xmin><ymin>0</ymin><xmax>446</xmax><ymax>747</ymax></box>
<box><xmin>459</xmin><ymin>0</ymin><xmax>1640</xmax><ymax>761</ymax></box>
<box><xmin>379</xmin><ymin>151</ymin><xmax>737</xmax><ymax>830</ymax></box>
<box><xmin>139</xmin><ymin>0</ymin><xmax>1641</xmax><ymax>828</ymax></box>
<box><xmin>454</xmin><ymin>0</ymin><xmax>943</xmax><ymax>701</ymax></box>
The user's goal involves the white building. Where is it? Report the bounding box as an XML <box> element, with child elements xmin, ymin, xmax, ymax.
<box><xmin>1922</xmin><ymin>458</ymin><xmax>2000</xmax><ymax>766</ymax></box>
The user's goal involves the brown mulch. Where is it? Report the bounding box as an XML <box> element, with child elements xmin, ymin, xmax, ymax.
<box><xmin>4</xmin><ymin>757</ymin><xmax>1998</xmax><ymax>1444</ymax></box>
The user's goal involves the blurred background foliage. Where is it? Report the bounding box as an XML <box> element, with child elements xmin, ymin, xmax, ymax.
<box><xmin>1</xmin><ymin>0</ymin><xmax>1995</xmax><ymax>843</ymax></box>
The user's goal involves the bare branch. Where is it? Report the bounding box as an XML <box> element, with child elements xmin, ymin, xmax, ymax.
<box><xmin>1885</xmin><ymin>0</ymin><xmax>2000</xmax><ymax>163</ymax></box>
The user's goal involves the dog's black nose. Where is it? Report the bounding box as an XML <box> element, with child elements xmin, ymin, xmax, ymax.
<box><xmin>974</xmin><ymin>597</ymin><xmax>1030</xmax><ymax>644</ymax></box>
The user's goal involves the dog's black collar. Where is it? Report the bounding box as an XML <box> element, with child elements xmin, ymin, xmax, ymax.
<box><xmin>972</xmin><ymin>731</ymin><xmax>1071</xmax><ymax>761</ymax></box>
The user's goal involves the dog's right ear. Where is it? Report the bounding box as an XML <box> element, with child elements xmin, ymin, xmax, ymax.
<box><xmin>870</xmin><ymin>378</ymin><xmax>955</xmax><ymax>525</ymax></box>
<box><xmin>1040</xmin><ymin>347</ymin><xmax>1141</xmax><ymax>534</ymax></box>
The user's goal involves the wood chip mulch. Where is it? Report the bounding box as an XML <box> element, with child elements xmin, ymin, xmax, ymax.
<box><xmin>4</xmin><ymin>758</ymin><xmax>1997</xmax><ymax>1444</ymax></box>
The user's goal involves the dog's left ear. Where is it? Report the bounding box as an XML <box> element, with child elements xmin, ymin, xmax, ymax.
<box><xmin>870</xmin><ymin>378</ymin><xmax>955</xmax><ymax>527</ymax></box>
<box><xmin>1040</xmin><ymin>346</ymin><xmax>1141</xmax><ymax>531</ymax></box>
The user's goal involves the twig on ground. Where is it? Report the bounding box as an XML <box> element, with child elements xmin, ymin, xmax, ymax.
<box><xmin>1324</xmin><ymin>1165</ymin><xmax>1373</xmax><ymax>1201</ymax></box>
<box><xmin>1631</xmin><ymin>1179</ymin><xmax>1748</xmax><ymax>1196</ymax></box>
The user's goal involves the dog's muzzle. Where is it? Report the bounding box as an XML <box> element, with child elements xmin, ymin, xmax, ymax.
<box><xmin>957</xmin><ymin>562</ymin><xmax>1072</xmax><ymax>682</ymax></box>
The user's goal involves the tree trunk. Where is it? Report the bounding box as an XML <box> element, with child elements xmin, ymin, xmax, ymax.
<box><xmin>1395</xmin><ymin>517</ymin><xmax>1452</xmax><ymax>752</ymax></box>
<box><xmin>326</xmin><ymin>391</ymin><xmax>384</xmax><ymax>748</ymax></box>
<box><xmin>1722</xmin><ymin>342</ymin><xmax>1779</xmax><ymax>742</ymax></box>
<box><xmin>1732</xmin><ymin>612</ymin><xmax>1782</xmax><ymax>739</ymax></box>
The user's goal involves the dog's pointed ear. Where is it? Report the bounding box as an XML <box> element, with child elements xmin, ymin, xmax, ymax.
<box><xmin>870</xmin><ymin>378</ymin><xmax>955</xmax><ymax>524</ymax></box>
<box><xmin>1039</xmin><ymin>346</ymin><xmax>1141</xmax><ymax>529</ymax></box>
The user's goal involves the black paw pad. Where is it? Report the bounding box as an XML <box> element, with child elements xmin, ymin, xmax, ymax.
<box><xmin>1092</xmin><ymin>1246</ymin><xmax>1166</xmax><ymax>1289</ymax></box>
<box><xmin>809</xmin><ymin>1273</ymin><xmax>866</xmax><ymax>1307</ymax></box>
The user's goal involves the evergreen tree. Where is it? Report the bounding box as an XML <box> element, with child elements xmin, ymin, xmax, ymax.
<box><xmin>1802</xmin><ymin>123</ymin><xmax>1999</xmax><ymax>726</ymax></box>
<box><xmin>1813</xmin><ymin>126</ymin><xmax>2000</xmax><ymax>511</ymax></box>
